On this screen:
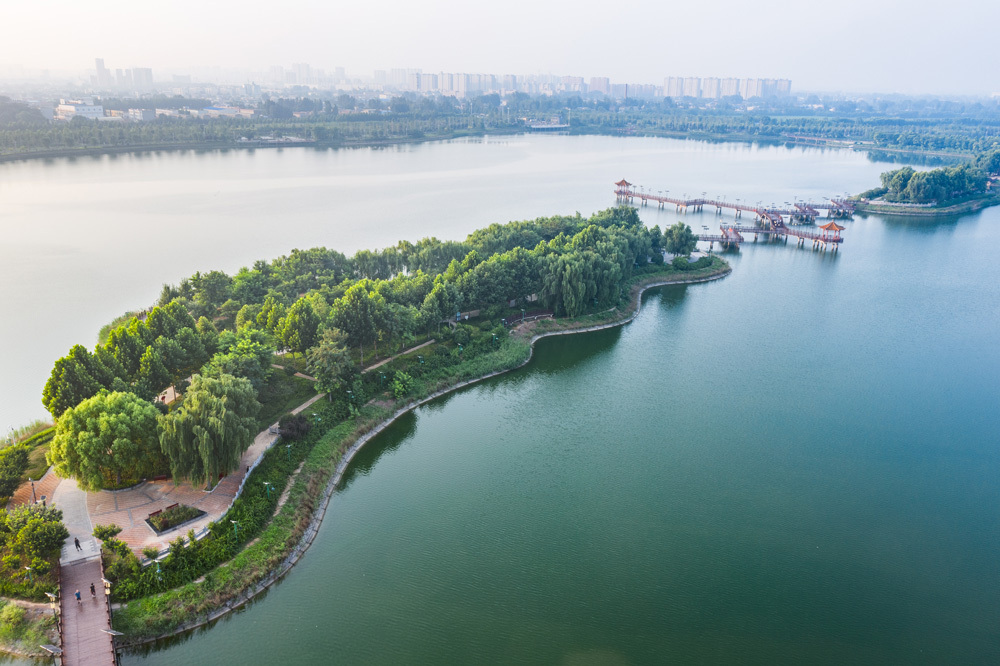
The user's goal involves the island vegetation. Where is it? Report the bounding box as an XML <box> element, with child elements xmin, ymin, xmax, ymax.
<box><xmin>19</xmin><ymin>206</ymin><xmax>726</xmax><ymax>642</ymax></box>
<box><xmin>856</xmin><ymin>148</ymin><xmax>1000</xmax><ymax>213</ymax></box>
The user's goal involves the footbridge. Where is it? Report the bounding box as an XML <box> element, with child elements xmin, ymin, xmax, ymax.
<box><xmin>615</xmin><ymin>180</ymin><xmax>849</xmax><ymax>251</ymax></box>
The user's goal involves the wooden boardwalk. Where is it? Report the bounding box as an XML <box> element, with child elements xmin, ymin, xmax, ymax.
<box><xmin>59</xmin><ymin>557</ymin><xmax>116</xmax><ymax>666</ymax></box>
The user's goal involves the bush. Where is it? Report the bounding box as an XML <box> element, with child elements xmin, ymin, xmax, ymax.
<box><xmin>392</xmin><ymin>372</ymin><xmax>414</xmax><ymax>399</ymax></box>
<box><xmin>93</xmin><ymin>524</ymin><xmax>123</xmax><ymax>541</ymax></box>
<box><xmin>278</xmin><ymin>413</ymin><xmax>311</xmax><ymax>441</ymax></box>
<box><xmin>0</xmin><ymin>445</ymin><xmax>30</xmax><ymax>498</ymax></box>
<box><xmin>672</xmin><ymin>255</ymin><xmax>712</xmax><ymax>271</ymax></box>
<box><xmin>0</xmin><ymin>603</ymin><xmax>25</xmax><ymax>628</ymax></box>
<box><xmin>142</xmin><ymin>546</ymin><xmax>160</xmax><ymax>560</ymax></box>
<box><xmin>149</xmin><ymin>505</ymin><xmax>201</xmax><ymax>532</ymax></box>
<box><xmin>4</xmin><ymin>505</ymin><xmax>68</xmax><ymax>559</ymax></box>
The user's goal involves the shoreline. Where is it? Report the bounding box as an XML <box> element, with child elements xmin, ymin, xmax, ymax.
<box><xmin>120</xmin><ymin>266</ymin><xmax>731</xmax><ymax>650</ymax></box>
<box><xmin>856</xmin><ymin>195</ymin><xmax>1000</xmax><ymax>216</ymax></box>
<box><xmin>0</xmin><ymin>127</ymin><xmax>969</xmax><ymax>166</ymax></box>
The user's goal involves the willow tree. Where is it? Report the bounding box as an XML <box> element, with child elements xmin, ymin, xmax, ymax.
<box><xmin>158</xmin><ymin>373</ymin><xmax>260</xmax><ymax>488</ymax></box>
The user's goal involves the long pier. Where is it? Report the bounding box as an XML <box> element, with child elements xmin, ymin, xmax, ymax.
<box><xmin>615</xmin><ymin>180</ymin><xmax>850</xmax><ymax>251</ymax></box>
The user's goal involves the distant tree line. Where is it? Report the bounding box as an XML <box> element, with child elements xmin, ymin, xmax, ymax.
<box><xmin>4</xmin><ymin>92</ymin><xmax>1000</xmax><ymax>157</ymax></box>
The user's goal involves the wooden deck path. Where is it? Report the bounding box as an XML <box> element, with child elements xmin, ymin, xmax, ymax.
<box><xmin>59</xmin><ymin>557</ymin><xmax>116</xmax><ymax>665</ymax></box>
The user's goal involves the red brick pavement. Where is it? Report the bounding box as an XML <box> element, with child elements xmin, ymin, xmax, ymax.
<box><xmin>8</xmin><ymin>467</ymin><xmax>59</xmax><ymax>507</ymax></box>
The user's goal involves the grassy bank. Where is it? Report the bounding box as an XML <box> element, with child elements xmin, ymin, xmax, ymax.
<box><xmin>0</xmin><ymin>599</ymin><xmax>57</xmax><ymax>658</ymax></box>
<box><xmin>112</xmin><ymin>257</ymin><xmax>730</xmax><ymax>644</ymax></box>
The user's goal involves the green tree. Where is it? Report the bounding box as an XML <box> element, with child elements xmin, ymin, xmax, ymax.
<box><xmin>306</xmin><ymin>328</ymin><xmax>354</xmax><ymax>395</ymax></box>
<box><xmin>2</xmin><ymin>505</ymin><xmax>68</xmax><ymax>559</ymax></box>
<box><xmin>0</xmin><ymin>445</ymin><xmax>30</xmax><ymax>498</ymax></box>
<box><xmin>41</xmin><ymin>346</ymin><xmax>103</xmax><ymax>417</ymax></box>
<box><xmin>47</xmin><ymin>391</ymin><xmax>163</xmax><ymax>490</ymax></box>
<box><xmin>663</xmin><ymin>222</ymin><xmax>697</xmax><ymax>256</ymax></box>
<box><xmin>330</xmin><ymin>280</ymin><xmax>388</xmax><ymax>361</ymax></box>
<box><xmin>158</xmin><ymin>374</ymin><xmax>260</xmax><ymax>488</ymax></box>
<box><xmin>279</xmin><ymin>298</ymin><xmax>320</xmax><ymax>356</ymax></box>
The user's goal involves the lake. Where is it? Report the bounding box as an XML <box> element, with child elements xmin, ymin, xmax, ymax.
<box><xmin>3</xmin><ymin>136</ymin><xmax>998</xmax><ymax>663</ymax></box>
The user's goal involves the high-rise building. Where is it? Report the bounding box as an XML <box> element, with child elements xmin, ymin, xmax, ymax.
<box><xmin>664</xmin><ymin>77</ymin><xmax>684</xmax><ymax>97</ymax></box>
<box><xmin>702</xmin><ymin>77</ymin><xmax>721</xmax><ymax>99</ymax></box>
<box><xmin>682</xmin><ymin>77</ymin><xmax>701</xmax><ymax>98</ymax></box>
<box><xmin>132</xmin><ymin>68</ymin><xmax>153</xmax><ymax>89</ymax></box>
<box><xmin>589</xmin><ymin>77</ymin><xmax>610</xmax><ymax>95</ymax></box>
<box><xmin>741</xmin><ymin>78</ymin><xmax>763</xmax><ymax>99</ymax></box>
<box><xmin>720</xmin><ymin>78</ymin><xmax>741</xmax><ymax>97</ymax></box>
<box><xmin>94</xmin><ymin>58</ymin><xmax>114</xmax><ymax>88</ymax></box>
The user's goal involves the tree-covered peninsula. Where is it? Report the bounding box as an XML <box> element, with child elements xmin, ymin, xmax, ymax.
<box><xmin>30</xmin><ymin>207</ymin><xmax>725</xmax><ymax>633</ymax></box>
<box><xmin>857</xmin><ymin>148</ymin><xmax>1000</xmax><ymax>211</ymax></box>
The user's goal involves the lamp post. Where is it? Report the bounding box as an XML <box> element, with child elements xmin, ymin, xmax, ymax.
<box><xmin>285</xmin><ymin>444</ymin><xmax>291</xmax><ymax>461</ymax></box>
<box><xmin>30</xmin><ymin>478</ymin><xmax>36</xmax><ymax>504</ymax></box>
<box><xmin>457</xmin><ymin>344</ymin><xmax>463</xmax><ymax>359</ymax></box>
<box><xmin>230</xmin><ymin>520</ymin><xmax>239</xmax><ymax>539</ymax></box>
<box><xmin>263</xmin><ymin>481</ymin><xmax>273</xmax><ymax>500</ymax></box>
<box><xmin>417</xmin><ymin>355</ymin><xmax>423</xmax><ymax>366</ymax></box>
<box><xmin>25</xmin><ymin>566</ymin><xmax>33</xmax><ymax>583</ymax></box>
<box><xmin>521</xmin><ymin>308</ymin><xmax>525</xmax><ymax>323</ymax></box>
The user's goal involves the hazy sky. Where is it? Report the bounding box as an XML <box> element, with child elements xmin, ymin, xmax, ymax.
<box><xmin>4</xmin><ymin>0</ymin><xmax>998</xmax><ymax>95</ymax></box>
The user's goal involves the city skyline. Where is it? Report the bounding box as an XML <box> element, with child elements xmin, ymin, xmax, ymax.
<box><xmin>2</xmin><ymin>0</ymin><xmax>998</xmax><ymax>96</ymax></box>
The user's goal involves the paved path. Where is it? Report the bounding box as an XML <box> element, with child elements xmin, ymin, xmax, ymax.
<box><xmin>8</xmin><ymin>466</ymin><xmax>59</xmax><ymax>507</ymax></box>
<box><xmin>54</xmin><ymin>478</ymin><xmax>99</xmax><ymax>563</ymax></box>
<box><xmin>59</xmin><ymin>557</ymin><xmax>115</xmax><ymax>666</ymax></box>
<box><xmin>364</xmin><ymin>338</ymin><xmax>436</xmax><ymax>372</ymax></box>
<box><xmin>88</xmin><ymin>391</ymin><xmax>328</xmax><ymax>556</ymax></box>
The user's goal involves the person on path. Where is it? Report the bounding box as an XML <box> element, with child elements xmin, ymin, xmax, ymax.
<box><xmin>75</xmin><ymin>589</ymin><xmax>81</xmax><ymax>604</ymax></box>
<box><xmin>74</xmin><ymin>537</ymin><xmax>82</xmax><ymax>551</ymax></box>
<box><xmin>90</xmin><ymin>583</ymin><xmax>96</xmax><ymax>598</ymax></box>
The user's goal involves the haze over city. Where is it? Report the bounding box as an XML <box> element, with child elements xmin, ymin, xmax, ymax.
<box><xmin>3</xmin><ymin>0</ymin><xmax>999</xmax><ymax>95</ymax></box>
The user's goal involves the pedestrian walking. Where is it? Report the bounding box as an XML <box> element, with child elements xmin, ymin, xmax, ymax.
<box><xmin>75</xmin><ymin>589</ymin><xmax>81</xmax><ymax>604</ymax></box>
<box><xmin>74</xmin><ymin>537</ymin><xmax>82</xmax><ymax>551</ymax></box>
<box><xmin>90</xmin><ymin>582</ymin><xmax>96</xmax><ymax>598</ymax></box>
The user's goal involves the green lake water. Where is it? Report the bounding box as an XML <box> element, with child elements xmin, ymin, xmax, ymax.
<box><xmin>2</xmin><ymin>136</ymin><xmax>997</xmax><ymax>663</ymax></box>
<box><xmin>126</xmin><ymin>192</ymin><xmax>999</xmax><ymax>663</ymax></box>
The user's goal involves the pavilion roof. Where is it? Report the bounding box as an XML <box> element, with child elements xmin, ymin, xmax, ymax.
<box><xmin>819</xmin><ymin>221</ymin><xmax>846</xmax><ymax>231</ymax></box>
<box><xmin>615</xmin><ymin>179</ymin><xmax>631</xmax><ymax>187</ymax></box>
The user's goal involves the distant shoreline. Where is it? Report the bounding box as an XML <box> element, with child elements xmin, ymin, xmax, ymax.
<box><xmin>0</xmin><ymin>128</ymin><xmax>975</xmax><ymax>166</ymax></box>
<box><xmin>856</xmin><ymin>194</ymin><xmax>1000</xmax><ymax>216</ymax></box>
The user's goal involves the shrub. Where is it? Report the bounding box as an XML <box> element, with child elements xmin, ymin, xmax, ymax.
<box><xmin>4</xmin><ymin>505</ymin><xmax>68</xmax><ymax>559</ymax></box>
<box><xmin>0</xmin><ymin>603</ymin><xmax>25</xmax><ymax>628</ymax></box>
<box><xmin>392</xmin><ymin>372</ymin><xmax>414</xmax><ymax>399</ymax></box>
<box><xmin>93</xmin><ymin>524</ymin><xmax>123</xmax><ymax>541</ymax></box>
<box><xmin>0</xmin><ymin>445</ymin><xmax>30</xmax><ymax>498</ymax></box>
<box><xmin>142</xmin><ymin>546</ymin><xmax>160</xmax><ymax>560</ymax></box>
<box><xmin>149</xmin><ymin>505</ymin><xmax>201</xmax><ymax>532</ymax></box>
<box><xmin>278</xmin><ymin>413</ymin><xmax>311</xmax><ymax>441</ymax></box>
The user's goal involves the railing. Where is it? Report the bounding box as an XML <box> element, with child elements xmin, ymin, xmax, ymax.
<box><xmin>141</xmin><ymin>430</ymin><xmax>281</xmax><ymax>565</ymax></box>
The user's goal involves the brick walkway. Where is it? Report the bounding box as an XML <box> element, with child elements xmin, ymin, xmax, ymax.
<box><xmin>8</xmin><ymin>466</ymin><xmax>60</xmax><ymax>507</ymax></box>
<box><xmin>59</xmin><ymin>557</ymin><xmax>115</xmax><ymax>666</ymax></box>
<box><xmin>89</xmin><ymin>392</ymin><xmax>327</xmax><ymax>555</ymax></box>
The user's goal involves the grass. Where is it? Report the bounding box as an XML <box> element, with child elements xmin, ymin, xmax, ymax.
<box><xmin>0</xmin><ymin>600</ymin><xmax>56</xmax><ymax>657</ymax></box>
<box><xmin>273</xmin><ymin>352</ymin><xmax>310</xmax><ymax>374</ymax></box>
<box><xmin>24</xmin><ymin>443</ymin><xmax>51</xmax><ymax>481</ymax></box>
<box><xmin>255</xmin><ymin>371</ymin><xmax>318</xmax><ymax>429</ymax></box>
